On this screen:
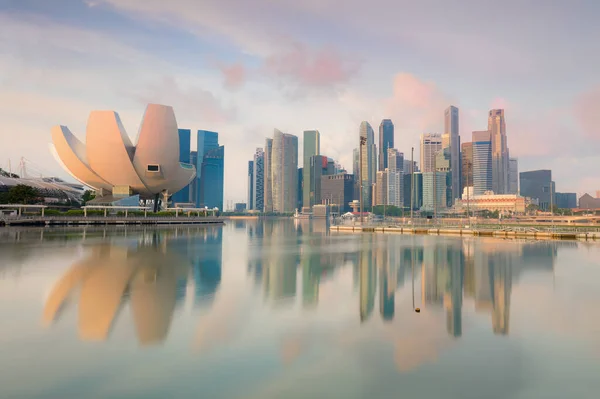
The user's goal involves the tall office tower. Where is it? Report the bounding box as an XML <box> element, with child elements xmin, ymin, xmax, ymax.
<box><xmin>352</xmin><ymin>148</ymin><xmax>360</xmax><ymax>200</ymax></box>
<box><xmin>378</xmin><ymin>119</ymin><xmax>394</xmax><ymax>171</ymax></box>
<box><xmin>403</xmin><ymin>159</ymin><xmax>418</xmax><ymax>174</ymax></box>
<box><xmin>461</xmin><ymin>142</ymin><xmax>473</xmax><ymax>197</ymax></box>
<box><xmin>472</xmin><ymin>131</ymin><xmax>492</xmax><ymax>195</ymax></box>
<box><xmin>519</xmin><ymin>170</ymin><xmax>553</xmax><ymax>210</ymax></box>
<box><xmin>271</xmin><ymin>129</ymin><xmax>298</xmax><ymax>213</ymax></box>
<box><xmin>387</xmin><ymin>149</ymin><xmax>404</xmax><ymax>207</ymax></box>
<box><xmin>263</xmin><ymin>138</ymin><xmax>273</xmax><ymax>212</ymax></box>
<box><xmin>445</xmin><ymin>106</ymin><xmax>460</xmax><ymax>203</ymax></box>
<box><xmin>435</xmin><ymin>148</ymin><xmax>451</xmax><ymax>207</ymax></box>
<box><xmin>422</xmin><ymin>172</ymin><xmax>447</xmax><ymax>211</ymax></box>
<box><xmin>248</xmin><ymin>160</ymin><xmax>254</xmax><ymax>210</ymax></box>
<box><xmin>488</xmin><ymin>109</ymin><xmax>509</xmax><ymax>194</ymax></box>
<box><xmin>508</xmin><ymin>157</ymin><xmax>518</xmax><ymax>194</ymax></box>
<box><xmin>297</xmin><ymin>168</ymin><xmax>303</xmax><ymax>210</ymax></box>
<box><xmin>171</xmin><ymin>128</ymin><xmax>191</xmax><ymax>204</ymax></box>
<box><xmin>359</xmin><ymin>121</ymin><xmax>376</xmax><ymax>207</ymax></box>
<box><xmin>252</xmin><ymin>148</ymin><xmax>265</xmax><ymax>211</ymax></box>
<box><xmin>309</xmin><ymin>155</ymin><xmax>333</xmax><ymax>206</ymax></box>
<box><xmin>196</xmin><ymin>130</ymin><xmax>224</xmax><ymax>210</ymax></box>
<box><xmin>403</xmin><ymin>172</ymin><xmax>423</xmax><ymax>210</ymax></box>
<box><xmin>420</xmin><ymin>133</ymin><xmax>442</xmax><ymax>173</ymax></box>
<box><xmin>303</xmin><ymin>130</ymin><xmax>320</xmax><ymax>208</ymax></box>
<box><xmin>321</xmin><ymin>173</ymin><xmax>354</xmax><ymax>212</ymax></box>
<box><xmin>189</xmin><ymin>151</ymin><xmax>198</xmax><ymax>204</ymax></box>
<box><xmin>375</xmin><ymin>170</ymin><xmax>388</xmax><ymax>205</ymax></box>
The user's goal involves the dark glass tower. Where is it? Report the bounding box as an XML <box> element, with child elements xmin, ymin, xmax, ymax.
<box><xmin>378</xmin><ymin>119</ymin><xmax>394</xmax><ymax>171</ymax></box>
<box><xmin>196</xmin><ymin>130</ymin><xmax>224</xmax><ymax>210</ymax></box>
<box><xmin>171</xmin><ymin>129</ymin><xmax>191</xmax><ymax>204</ymax></box>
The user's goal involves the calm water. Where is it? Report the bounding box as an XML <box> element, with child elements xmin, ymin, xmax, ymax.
<box><xmin>1</xmin><ymin>220</ymin><xmax>600</xmax><ymax>399</ymax></box>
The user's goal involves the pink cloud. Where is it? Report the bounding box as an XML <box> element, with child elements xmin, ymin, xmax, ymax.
<box><xmin>573</xmin><ymin>86</ymin><xmax>600</xmax><ymax>140</ymax></box>
<box><xmin>384</xmin><ymin>73</ymin><xmax>452</xmax><ymax>132</ymax></box>
<box><xmin>219</xmin><ymin>63</ymin><xmax>246</xmax><ymax>91</ymax></box>
<box><xmin>264</xmin><ymin>43</ymin><xmax>359</xmax><ymax>88</ymax></box>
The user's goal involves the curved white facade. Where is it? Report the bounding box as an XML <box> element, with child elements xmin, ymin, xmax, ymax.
<box><xmin>51</xmin><ymin>104</ymin><xmax>196</xmax><ymax>198</ymax></box>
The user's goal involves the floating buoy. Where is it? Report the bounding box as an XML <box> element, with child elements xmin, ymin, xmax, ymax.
<box><xmin>415</xmin><ymin>308</ymin><xmax>421</xmax><ymax>313</ymax></box>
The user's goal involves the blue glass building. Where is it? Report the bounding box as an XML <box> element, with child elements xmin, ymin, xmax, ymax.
<box><xmin>196</xmin><ymin>130</ymin><xmax>224</xmax><ymax>210</ymax></box>
<box><xmin>171</xmin><ymin>129</ymin><xmax>191</xmax><ymax>204</ymax></box>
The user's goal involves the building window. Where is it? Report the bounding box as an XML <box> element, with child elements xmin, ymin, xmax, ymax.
<box><xmin>147</xmin><ymin>164</ymin><xmax>160</xmax><ymax>172</ymax></box>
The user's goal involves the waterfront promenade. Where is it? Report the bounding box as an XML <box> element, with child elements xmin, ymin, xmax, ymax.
<box><xmin>331</xmin><ymin>223</ymin><xmax>600</xmax><ymax>241</ymax></box>
<box><xmin>0</xmin><ymin>215</ymin><xmax>223</xmax><ymax>227</ymax></box>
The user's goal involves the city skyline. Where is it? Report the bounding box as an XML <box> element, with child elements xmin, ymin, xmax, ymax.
<box><xmin>1</xmin><ymin>1</ymin><xmax>599</xmax><ymax>204</ymax></box>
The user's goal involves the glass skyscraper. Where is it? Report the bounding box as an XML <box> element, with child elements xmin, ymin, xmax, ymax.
<box><xmin>247</xmin><ymin>160</ymin><xmax>254</xmax><ymax>210</ymax></box>
<box><xmin>444</xmin><ymin>106</ymin><xmax>460</xmax><ymax>204</ymax></box>
<box><xmin>302</xmin><ymin>130</ymin><xmax>320</xmax><ymax>208</ymax></box>
<box><xmin>171</xmin><ymin>128</ymin><xmax>191</xmax><ymax>204</ymax></box>
<box><xmin>252</xmin><ymin>148</ymin><xmax>264</xmax><ymax>211</ymax></box>
<box><xmin>359</xmin><ymin>121</ymin><xmax>376</xmax><ymax>208</ymax></box>
<box><xmin>196</xmin><ymin>130</ymin><xmax>224</xmax><ymax>210</ymax></box>
<box><xmin>271</xmin><ymin>129</ymin><xmax>298</xmax><ymax>213</ymax></box>
<box><xmin>378</xmin><ymin>119</ymin><xmax>394</xmax><ymax>171</ymax></box>
<box><xmin>472</xmin><ymin>130</ymin><xmax>492</xmax><ymax>195</ymax></box>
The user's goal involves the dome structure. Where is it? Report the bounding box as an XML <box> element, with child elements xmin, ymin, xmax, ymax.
<box><xmin>50</xmin><ymin>104</ymin><xmax>196</xmax><ymax>199</ymax></box>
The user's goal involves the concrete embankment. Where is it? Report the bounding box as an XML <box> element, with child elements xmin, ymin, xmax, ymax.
<box><xmin>1</xmin><ymin>216</ymin><xmax>224</xmax><ymax>227</ymax></box>
<box><xmin>330</xmin><ymin>225</ymin><xmax>600</xmax><ymax>242</ymax></box>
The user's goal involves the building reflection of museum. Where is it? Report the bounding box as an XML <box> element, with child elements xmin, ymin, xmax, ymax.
<box><xmin>42</xmin><ymin>227</ymin><xmax>223</xmax><ymax>345</ymax></box>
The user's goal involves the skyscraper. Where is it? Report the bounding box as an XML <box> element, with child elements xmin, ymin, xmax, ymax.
<box><xmin>378</xmin><ymin>119</ymin><xmax>394</xmax><ymax>171</ymax></box>
<box><xmin>461</xmin><ymin>142</ymin><xmax>473</xmax><ymax>197</ymax></box>
<box><xmin>445</xmin><ymin>106</ymin><xmax>460</xmax><ymax>203</ymax></box>
<box><xmin>303</xmin><ymin>130</ymin><xmax>320</xmax><ymax>208</ymax></box>
<box><xmin>420</xmin><ymin>133</ymin><xmax>442</xmax><ymax>173</ymax></box>
<box><xmin>352</xmin><ymin>147</ymin><xmax>360</xmax><ymax>200</ymax></box>
<box><xmin>472</xmin><ymin>131</ymin><xmax>492</xmax><ymax>195</ymax></box>
<box><xmin>196</xmin><ymin>130</ymin><xmax>224</xmax><ymax>210</ymax></box>
<box><xmin>422</xmin><ymin>172</ymin><xmax>447</xmax><ymax>212</ymax></box>
<box><xmin>375</xmin><ymin>170</ymin><xmax>387</xmax><ymax>205</ymax></box>
<box><xmin>488</xmin><ymin>109</ymin><xmax>509</xmax><ymax>194</ymax></box>
<box><xmin>520</xmin><ymin>170</ymin><xmax>553</xmax><ymax>210</ymax></box>
<box><xmin>247</xmin><ymin>160</ymin><xmax>254</xmax><ymax>210</ymax></box>
<box><xmin>271</xmin><ymin>129</ymin><xmax>298</xmax><ymax>213</ymax></box>
<box><xmin>308</xmin><ymin>155</ymin><xmax>332</xmax><ymax>206</ymax></box>
<box><xmin>508</xmin><ymin>157</ymin><xmax>518</xmax><ymax>194</ymax></box>
<box><xmin>387</xmin><ymin>148</ymin><xmax>403</xmax><ymax>208</ymax></box>
<box><xmin>264</xmin><ymin>138</ymin><xmax>273</xmax><ymax>212</ymax></box>
<box><xmin>252</xmin><ymin>148</ymin><xmax>265</xmax><ymax>211</ymax></box>
<box><xmin>359</xmin><ymin>121</ymin><xmax>376</xmax><ymax>208</ymax></box>
<box><xmin>171</xmin><ymin>128</ymin><xmax>191</xmax><ymax>204</ymax></box>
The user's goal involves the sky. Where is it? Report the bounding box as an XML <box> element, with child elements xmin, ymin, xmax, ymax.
<box><xmin>1</xmin><ymin>0</ymin><xmax>599</xmax><ymax>204</ymax></box>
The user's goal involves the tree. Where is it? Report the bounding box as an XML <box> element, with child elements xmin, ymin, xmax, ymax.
<box><xmin>7</xmin><ymin>185</ymin><xmax>41</xmax><ymax>204</ymax></box>
<box><xmin>81</xmin><ymin>190</ymin><xmax>96</xmax><ymax>205</ymax></box>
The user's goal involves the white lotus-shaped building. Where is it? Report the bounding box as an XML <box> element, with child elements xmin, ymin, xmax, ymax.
<box><xmin>50</xmin><ymin>104</ymin><xmax>196</xmax><ymax>200</ymax></box>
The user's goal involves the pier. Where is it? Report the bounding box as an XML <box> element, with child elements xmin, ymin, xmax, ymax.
<box><xmin>330</xmin><ymin>224</ymin><xmax>600</xmax><ymax>241</ymax></box>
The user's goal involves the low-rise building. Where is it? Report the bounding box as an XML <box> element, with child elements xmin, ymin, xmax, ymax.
<box><xmin>579</xmin><ymin>193</ymin><xmax>600</xmax><ymax>210</ymax></box>
<box><xmin>455</xmin><ymin>190</ymin><xmax>526</xmax><ymax>213</ymax></box>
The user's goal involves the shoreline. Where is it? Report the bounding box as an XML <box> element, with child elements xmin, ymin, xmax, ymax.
<box><xmin>330</xmin><ymin>225</ymin><xmax>600</xmax><ymax>241</ymax></box>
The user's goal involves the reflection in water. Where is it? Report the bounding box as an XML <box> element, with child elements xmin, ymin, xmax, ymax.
<box><xmin>42</xmin><ymin>227</ymin><xmax>223</xmax><ymax>346</ymax></box>
<box><xmin>36</xmin><ymin>222</ymin><xmax>567</xmax><ymax>370</ymax></box>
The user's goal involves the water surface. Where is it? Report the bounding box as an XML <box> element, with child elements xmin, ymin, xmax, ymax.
<box><xmin>1</xmin><ymin>220</ymin><xmax>600</xmax><ymax>399</ymax></box>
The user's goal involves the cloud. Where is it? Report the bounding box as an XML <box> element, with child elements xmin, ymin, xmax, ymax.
<box><xmin>129</xmin><ymin>76</ymin><xmax>235</xmax><ymax>125</ymax></box>
<box><xmin>263</xmin><ymin>43</ymin><xmax>359</xmax><ymax>89</ymax></box>
<box><xmin>573</xmin><ymin>86</ymin><xmax>600</xmax><ymax>140</ymax></box>
<box><xmin>219</xmin><ymin>63</ymin><xmax>246</xmax><ymax>91</ymax></box>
